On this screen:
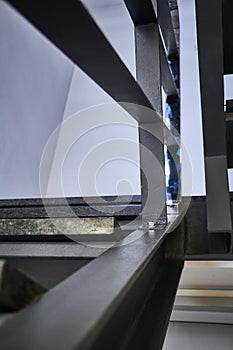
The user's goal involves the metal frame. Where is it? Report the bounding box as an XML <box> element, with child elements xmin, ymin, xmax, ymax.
<box><xmin>195</xmin><ymin>0</ymin><xmax>232</xmax><ymax>233</ymax></box>
<box><xmin>134</xmin><ymin>16</ymin><xmax>167</xmax><ymax>225</ymax></box>
<box><xmin>184</xmin><ymin>196</ymin><xmax>232</xmax><ymax>258</ymax></box>
<box><xmin>0</xmin><ymin>221</ymin><xmax>185</xmax><ymax>350</ymax></box>
<box><xmin>3</xmin><ymin>0</ymin><xmax>181</xmax><ymax>229</ymax></box>
<box><xmin>0</xmin><ymin>1</ymin><xmax>184</xmax><ymax>349</ymax></box>
<box><xmin>0</xmin><ymin>195</ymin><xmax>141</xmax><ymax>219</ymax></box>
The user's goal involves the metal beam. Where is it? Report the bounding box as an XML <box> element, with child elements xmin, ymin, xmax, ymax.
<box><xmin>135</xmin><ymin>23</ymin><xmax>167</xmax><ymax>225</ymax></box>
<box><xmin>157</xmin><ymin>0</ymin><xmax>178</xmax><ymax>58</ymax></box>
<box><xmin>223</xmin><ymin>0</ymin><xmax>233</xmax><ymax>74</ymax></box>
<box><xmin>135</xmin><ymin>24</ymin><xmax>162</xmax><ymax>112</ymax></box>
<box><xmin>195</xmin><ymin>0</ymin><xmax>232</xmax><ymax>232</ymax></box>
<box><xmin>0</xmin><ymin>195</ymin><xmax>141</xmax><ymax>208</ymax></box>
<box><xmin>123</xmin><ymin>0</ymin><xmax>157</xmax><ymax>25</ymax></box>
<box><xmin>0</xmin><ymin>204</ymin><xmax>141</xmax><ymax>219</ymax></box>
<box><xmin>185</xmin><ymin>197</ymin><xmax>231</xmax><ymax>256</ymax></box>
<box><xmin>160</xmin><ymin>39</ymin><xmax>179</xmax><ymax>98</ymax></box>
<box><xmin>0</xmin><ymin>196</ymin><xmax>141</xmax><ymax>219</ymax></box>
<box><xmin>125</xmin><ymin>0</ymin><xmax>180</xmax><ymax>93</ymax></box>
<box><xmin>0</xmin><ymin>242</ymin><xmax>105</xmax><ymax>258</ymax></box>
<box><xmin>0</xmin><ymin>221</ymin><xmax>184</xmax><ymax>350</ymax></box>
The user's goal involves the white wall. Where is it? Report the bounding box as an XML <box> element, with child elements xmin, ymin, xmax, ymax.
<box><xmin>52</xmin><ymin>1</ymin><xmax>140</xmax><ymax>198</ymax></box>
<box><xmin>0</xmin><ymin>0</ymin><xmax>141</xmax><ymax>199</ymax></box>
<box><xmin>58</xmin><ymin>66</ymin><xmax>140</xmax><ymax>197</ymax></box>
<box><xmin>0</xmin><ymin>1</ymin><xmax>74</xmax><ymax>198</ymax></box>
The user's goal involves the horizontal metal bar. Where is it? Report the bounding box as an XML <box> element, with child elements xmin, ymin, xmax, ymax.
<box><xmin>0</xmin><ymin>195</ymin><xmax>141</xmax><ymax>208</ymax></box>
<box><xmin>0</xmin><ymin>242</ymin><xmax>105</xmax><ymax>258</ymax></box>
<box><xmin>0</xmin><ymin>203</ymin><xmax>141</xmax><ymax>219</ymax></box>
<box><xmin>7</xmin><ymin>0</ymin><xmax>160</xmax><ymax>122</ymax></box>
<box><xmin>157</xmin><ymin>0</ymin><xmax>178</xmax><ymax>57</ymax></box>
<box><xmin>0</xmin><ymin>195</ymin><xmax>141</xmax><ymax>220</ymax></box>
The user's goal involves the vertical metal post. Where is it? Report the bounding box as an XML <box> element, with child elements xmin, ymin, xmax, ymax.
<box><xmin>135</xmin><ymin>22</ymin><xmax>167</xmax><ymax>226</ymax></box>
<box><xmin>195</xmin><ymin>0</ymin><xmax>232</xmax><ymax>232</ymax></box>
